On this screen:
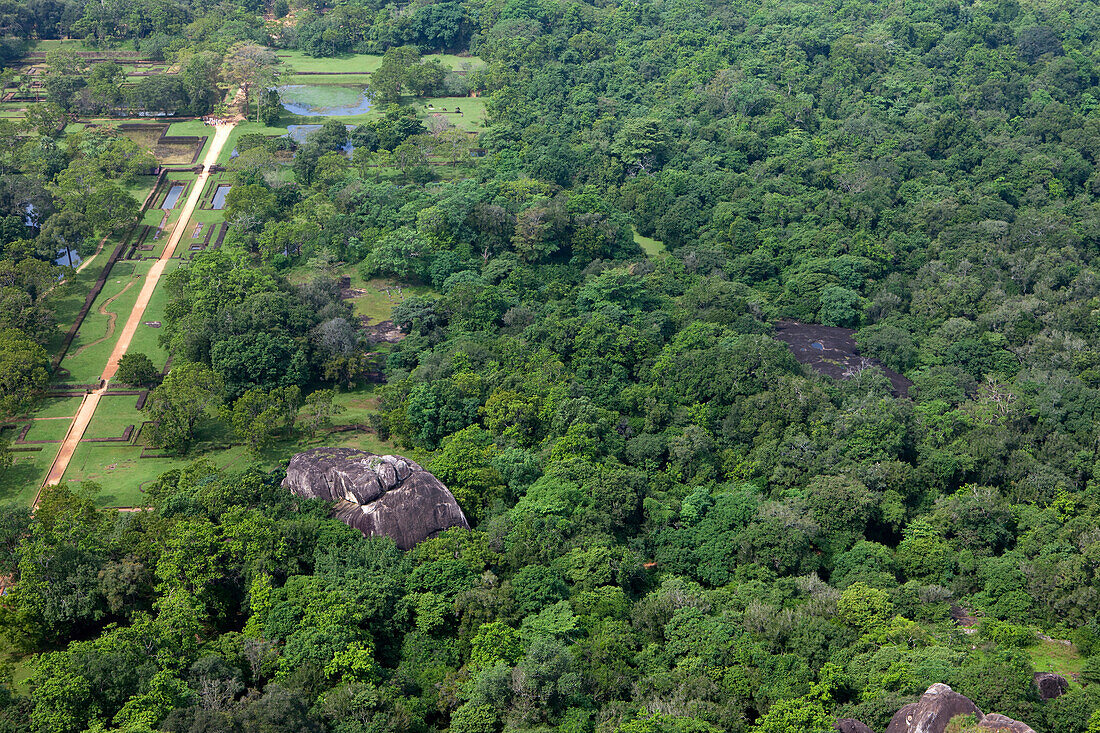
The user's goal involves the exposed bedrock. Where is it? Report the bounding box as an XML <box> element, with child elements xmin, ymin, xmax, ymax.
<box><xmin>283</xmin><ymin>447</ymin><xmax>470</xmax><ymax>550</ymax></box>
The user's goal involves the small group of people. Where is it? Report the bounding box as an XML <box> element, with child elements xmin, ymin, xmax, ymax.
<box><xmin>201</xmin><ymin>116</ymin><xmax>226</xmax><ymax>126</ymax></box>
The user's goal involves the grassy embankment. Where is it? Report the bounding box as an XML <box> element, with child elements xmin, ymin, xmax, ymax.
<box><xmin>633</xmin><ymin>227</ymin><xmax>666</xmax><ymax>258</ymax></box>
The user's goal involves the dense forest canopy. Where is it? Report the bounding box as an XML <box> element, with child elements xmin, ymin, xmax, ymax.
<box><xmin>2</xmin><ymin>0</ymin><xmax>1100</xmax><ymax>731</ymax></box>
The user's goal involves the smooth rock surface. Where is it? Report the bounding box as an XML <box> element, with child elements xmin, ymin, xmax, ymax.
<box><xmin>283</xmin><ymin>447</ymin><xmax>470</xmax><ymax>549</ymax></box>
<box><xmin>836</xmin><ymin>719</ymin><xmax>876</xmax><ymax>733</ymax></box>
<box><xmin>976</xmin><ymin>713</ymin><xmax>1036</xmax><ymax>733</ymax></box>
<box><xmin>1033</xmin><ymin>672</ymin><xmax>1068</xmax><ymax>700</ymax></box>
<box><xmin>884</xmin><ymin>684</ymin><xmax>983</xmax><ymax>733</ymax></box>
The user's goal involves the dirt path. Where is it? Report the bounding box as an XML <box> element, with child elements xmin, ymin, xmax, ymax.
<box><xmin>67</xmin><ymin>279</ymin><xmax>134</xmax><ymax>359</ymax></box>
<box><xmin>40</xmin><ymin>122</ymin><xmax>236</xmax><ymax>494</ymax></box>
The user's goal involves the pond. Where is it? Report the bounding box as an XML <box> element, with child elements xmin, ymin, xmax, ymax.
<box><xmin>278</xmin><ymin>85</ymin><xmax>371</xmax><ymax>116</ymax></box>
<box><xmin>162</xmin><ymin>184</ymin><xmax>185</xmax><ymax>210</ymax></box>
<box><xmin>286</xmin><ymin>124</ymin><xmax>356</xmax><ymax>154</ymax></box>
<box><xmin>55</xmin><ymin>248</ymin><xmax>82</xmax><ymax>268</ymax></box>
<box><xmin>211</xmin><ymin>185</ymin><xmax>231</xmax><ymax>210</ymax></box>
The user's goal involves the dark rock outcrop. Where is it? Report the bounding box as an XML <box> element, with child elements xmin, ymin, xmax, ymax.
<box><xmin>836</xmin><ymin>719</ymin><xmax>876</xmax><ymax>733</ymax></box>
<box><xmin>283</xmin><ymin>447</ymin><xmax>470</xmax><ymax>550</ymax></box>
<box><xmin>1033</xmin><ymin>672</ymin><xmax>1068</xmax><ymax>700</ymax></box>
<box><xmin>976</xmin><ymin>713</ymin><xmax>1036</xmax><ymax>733</ymax></box>
<box><xmin>885</xmin><ymin>684</ymin><xmax>983</xmax><ymax>733</ymax></box>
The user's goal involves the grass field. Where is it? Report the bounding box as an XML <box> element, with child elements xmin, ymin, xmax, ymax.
<box><xmin>0</xmin><ymin>446</ymin><xmax>52</xmax><ymax>505</ymax></box>
<box><xmin>286</xmin><ymin>73</ymin><xmax>373</xmax><ymax>85</ymax></box>
<box><xmin>61</xmin><ymin>384</ymin><xmax>420</xmax><ymax>507</ymax></box>
<box><xmin>126</xmin><ymin>176</ymin><xmax>160</xmax><ymax>208</ymax></box>
<box><xmin>23</xmin><ymin>418</ymin><xmax>73</xmax><ymax>442</ymax></box>
<box><xmin>46</xmin><ymin>264</ymin><xmax>106</xmax><ymax>357</ymax></box>
<box><xmin>634</xmin><ymin>227</ymin><xmax>666</xmax><ymax>257</ymax></box>
<box><xmin>0</xmin><ymin>635</ymin><xmax>33</xmax><ymax>695</ymax></box>
<box><xmin>83</xmin><ymin>396</ymin><xmax>143</xmax><ymax>440</ymax></box>
<box><xmin>44</xmin><ymin>177</ymin><xmax>158</xmax><ymax>356</ymax></box>
<box><xmin>29</xmin><ymin>396</ymin><xmax>83</xmax><ymax>418</ymax></box>
<box><xmin>123</xmin><ymin>261</ymin><xmax>176</xmax><ymax>370</ymax></box>
<box><xmin>285</xmin><ymin>264</ymin><xmax>437</xmax><ymax>322</ymax></box>
<box><xmin>217</xmin><ymin>121</ymin><xmax>293</xmax><ymax>164</ymax></box>
<box><xmin>58</xmin><ymin>260</ymin><xmax>150</xmax><ymax>382</ymax></box>
<box><xmin>276</xmin><ymin>51</ymin><xmax>484</xmax><ymax>75</ymax></box>
<box><xmin>1029</xmin><ymin>639</ymin><xmax>1084</xmax><ymax>684</ymax></box>
<box><xmin>350</xmin><ymin>277</ymin><xmax>437</xmax><ymax>322</ymax></box>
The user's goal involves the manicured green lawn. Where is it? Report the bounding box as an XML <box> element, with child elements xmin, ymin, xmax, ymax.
<box><xmin>142</xmin><ymin>208</ymin><xmax>167</xmax><ymax>226</ymax></box>
<box><xmin>46</xmin><ymin>264</ymin><xmax>104</xmax><ymax>357</ymax></box>
<box><xmin>276</xmin><ymin>50</ymin><xmax>484</xmax><ymax>74</ymax></box>
<box><xmin>65</xmin><ymin>419</ymin><xmax>419</xmax><ymax>508</ymax></box>
<box><xmin>59</xmin><ymin>261</ymin><xmax>150</xmax><ymax>383</ymax></box>
<box><xmin>416</xmin><ymin>97</ymin><xmax>486</xmax><ymax>132</ymax></box>
<box><xmin>633</xmin><ymin>227</ymin><xmax>666</xmax><ymax>258</ymax></box>
<box><xmin>23</xmin><ymin>418</ymin><xmax>73</xmax><ymax>442</ymax></box>
<box><xmin>277</xmin><ymin>51</ymin><xmax>384</xmax><ymax>74</ymax></box>
<box><xmin>286</xmin><ymin>73</ymin><xmax>373</xmax><ymax>85</ymax></box>
<box><xmin>126</xmin><ymin>175</ymin><xmax>160</xmax><ymax>208</ymax></box>
<box><xmin>190</xmin><ymin>208</ymin><xmax>227</xmax><ymax>225</ymax></box>
<box><xmin>29</xmin><ymin>396</ymin><xmax>83</xmax><ymax>419</ymax></box>
<box><xmin>56</xmin><ymin>381</ymin><xmax>422</xmax><ymax>508</ymax></box>
<box><xmin>0</xmin><ymin>447</ymin><xmax>52</xmax><ymax>506</ymax></box>
<box><xmin>63</xmin><ymin>444</ymin><xmax>157</xmax><ymax>506</ymax></box>
<box><xmin>123</xmin><ymin>260</ymin><xmax>176</xmax><ymax>371</ymax></box>
<box><xmin>83</xmin><ymin>397</ymin><xmax>143</xmax><ymax>440</ymax></box>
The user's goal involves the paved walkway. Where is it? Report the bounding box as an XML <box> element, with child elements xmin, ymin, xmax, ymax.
<box><xmin>40</xmin><ymin>123</ymin><xmax>235</xmax><ymax>493</ymax></box>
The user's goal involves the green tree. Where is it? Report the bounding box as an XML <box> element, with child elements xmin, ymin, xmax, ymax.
<box><xmin>180</xmin><ymin>50</ymin><xmax>223</xmax><ymax>115</ymax></box>
<box><xmin>836</xmin><ymin>582</ymin><xmax>894</xmax><ymax>633</ymax></box>
<box><xmin>450</xmin><ymin>703</ymin><xmax>500</xmax><ymax>733</ymax></box>
<box><xmin>114</xmin><ymin>353</ymin><xmax>158</xmax><ymax>387</ymax></box>
<box><xmin>429</xmin><ymin>426</ymin><xmax>506</xmax><ymax>523</ymax></box>
<box><xmin>0</xmin><ymin>328</ymin><xmax>49</xmax><ymax>416</ymax></box>
<box><xmin>227</xmin><ymin>386</ymin><xmax>301</xmax><ymax>454</ymax></box>
<box><xmin>222</xmin><ymin>43</ymin><xmax>280</xmax><ymax>121</ymax></box>
<box><xmin>619</xmin><ymin>716</ymin><xmax>722</xmax><ymax>733</ymax></box>
<box><xmin>210</xmin><ymin>332</ymin><xmax>308</xmax><ymax>398</ymax></box>
<box><xmin>750</xmin><ymin>664</ymin><xmax>842</xmax><ymax>733</ymax></box>
<box><xmin>405</xmin><ymin>60</ymin><xmax>447</xmax><ymax>97</ymax></box>
<box><xmin>144</xmin><ymin>362</ymin><xmax>224</xmax><ymax>454</ymax></box>
<box><xmin>298</xmin><ymin>388</ymin><xmax>340</xmax><ymax>435</ymax></box>
<box><xmin>371</xmin><ymin>46</ymin><xmax>420</xmax><ymax>105</ymax></box>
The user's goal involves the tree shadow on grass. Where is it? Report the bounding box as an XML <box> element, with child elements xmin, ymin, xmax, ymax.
<box><xmin>0</xmin><ymin>455</ymin><xmax>44</xmax><ymax>505</ymax></box>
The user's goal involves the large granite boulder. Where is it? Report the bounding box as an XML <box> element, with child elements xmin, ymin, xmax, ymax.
<box><xmin>1033</xmin><ymin>672</ymin><xmax>1068</xmax><ymax>700</ymax></box>
<box><xmin>836</xmin><ymin>719</ymin><xmax>876</xmax><ymax>733</ymax></box>
<box><xmin>975</xmin><ymin>714</ymin><xmax>1036</xmax><ymax>733</ymax></box>
<box><xmin>283</xmin><ymin>447</ymin><xmax>470</xmax><ymax>550</ymax></box>
<box><xmin>885</xmin><ymin>684</ymin><xmax>983</xmax><ymax>733</ymax></box>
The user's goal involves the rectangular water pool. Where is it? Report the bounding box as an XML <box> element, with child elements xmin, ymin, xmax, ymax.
<box><xmin>211</xmin><ymin>185</ymin><xmax>231</xmax><ymax>210</ymax></box>
<box><xmin>162</xmin><ymin>184</ymin><xmax>184</xmax><ymax>210</ymax></box>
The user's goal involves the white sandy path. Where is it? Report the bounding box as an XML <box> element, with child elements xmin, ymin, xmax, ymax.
<box><xmin>40</xmin><ymin>123</ymin><xmax>236</xmax><ymax>492</ymax></box>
